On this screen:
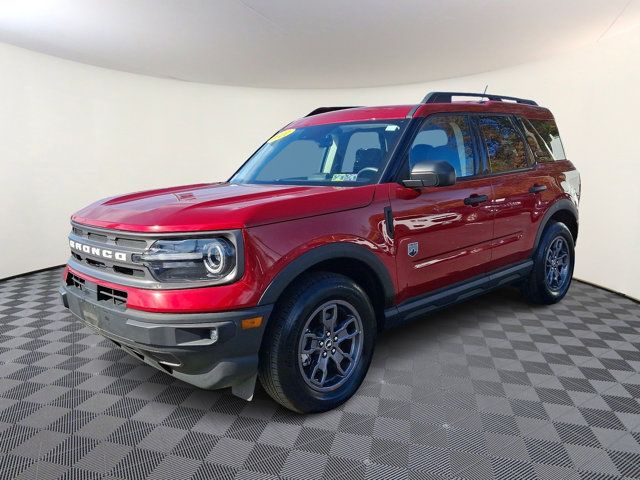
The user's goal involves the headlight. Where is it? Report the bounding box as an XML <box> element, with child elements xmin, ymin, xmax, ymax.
<box><xmin>132</xmin><ymin>237</ymin><xmax>237</xmax><ymax>283</ymax></box>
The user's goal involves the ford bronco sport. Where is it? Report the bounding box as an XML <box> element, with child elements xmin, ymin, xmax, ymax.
<box><xmin>60</xmin><ymin>91</ymin><xmax>580</xmax><ymax>413</ymax></box>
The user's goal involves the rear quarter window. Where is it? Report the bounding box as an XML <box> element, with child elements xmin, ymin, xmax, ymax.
<box><xmin>526</xmin><ymin>119</ymin><xmax>566</xmax><ymax>161</ymax></box>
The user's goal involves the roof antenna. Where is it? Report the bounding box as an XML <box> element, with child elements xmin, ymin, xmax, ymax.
<box><xmin>481</xmin><ymin>84</ymin><xmax>488</xmax><ymax>102</ymax></box>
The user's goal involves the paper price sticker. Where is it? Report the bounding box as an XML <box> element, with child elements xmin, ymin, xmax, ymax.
<box><xmin>267</xmin><ymin>129</ymin><xmax>296</xmax><ymax>143</ymax></box>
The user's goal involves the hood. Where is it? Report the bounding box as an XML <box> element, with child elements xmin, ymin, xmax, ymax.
<box><xmin>72</xmin><ymin>182</ymin><xmax>376</xmax><ymax>233</ymax></box>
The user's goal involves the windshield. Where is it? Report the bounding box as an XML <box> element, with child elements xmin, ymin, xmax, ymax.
<box><xmin>230</xmin><ymin>120</ymin><xmax>408</xmax><ymax>186</ymax></box>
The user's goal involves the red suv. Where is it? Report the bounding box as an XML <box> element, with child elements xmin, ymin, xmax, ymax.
<box><xmin>60</xmin><ymin>92</ymin><xmax>580</xmax><ymax>413</ymax></box>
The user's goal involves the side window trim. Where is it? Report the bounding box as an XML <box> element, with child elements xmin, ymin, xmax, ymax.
<box><xmin>469</xmin><ymin>115</ymin><xmax>489</xmax><ymax>176</ymax></box>
<box><xmin>510</xmin><ymin>115</ymin><xmax>535</xmax><ymax>167</ymax></box>
<box><xmin>382</xmin><ymin>118</ymin><xmax>423</xmax><ymax>183</ymax></box>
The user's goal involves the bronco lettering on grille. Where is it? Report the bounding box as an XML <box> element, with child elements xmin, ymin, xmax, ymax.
<box><xmin>69</xmin><ymin>240</ymin><xmax>127</xmax><ymax>262</ymax></box>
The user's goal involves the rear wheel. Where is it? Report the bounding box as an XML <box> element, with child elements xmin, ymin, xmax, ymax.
<box><xmin>258</xmin><ymin>272</ymin><xmax>376</xmax><ymax>413</ymax></box>
<box><xmin>522</xmin><ymin>221</ymin><xmax>575</xmax><ymax>304</ymax></box>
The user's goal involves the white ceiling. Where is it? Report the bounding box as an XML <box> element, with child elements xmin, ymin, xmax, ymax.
<box><xmin>1</xmin><ymin>0</ymin><xmax>639</xmax><ymax>88</ymax></box>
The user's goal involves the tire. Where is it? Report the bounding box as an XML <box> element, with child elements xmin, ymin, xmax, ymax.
<box><xmin>521</xmin><ymin>221</ymin><xmax>575</xmax><ymax>305</ymax></box>
<box><xmin>258</xmin><ymin>272</ymin><xmax>376</xmax><ymax>413</ymax></box>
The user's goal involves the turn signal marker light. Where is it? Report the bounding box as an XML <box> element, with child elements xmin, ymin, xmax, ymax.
<box><xmin>241</xmin><ymin>316</ymin><xmax>263</xmax><ymax>330</ymax></box>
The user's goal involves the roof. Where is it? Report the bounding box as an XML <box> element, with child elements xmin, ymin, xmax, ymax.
<box><xmin>289</xmin><ymin>98</ymin><xmax>553</xmax><ymax>128</ymax></box>
<box><xmin>289</xmin><ymin>105</ymin><xmax>414</xmax><ymax>128</ymax></box>
<box><xmin>414</xmin><ymin>101</ymin><xmax>554</xmax><ymax>120</ymax></box>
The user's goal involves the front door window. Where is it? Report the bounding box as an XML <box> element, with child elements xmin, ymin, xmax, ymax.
<box><xmin>407</xmin><ymin>115</ymin><xmax>477</xmax><ymax>179</ymax></box>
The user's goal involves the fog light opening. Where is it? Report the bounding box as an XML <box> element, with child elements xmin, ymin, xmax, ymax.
<box><xmin>210</xmin><ymin>327</ymin><xmax>219</xmax><ymax>344</ymax></box>
<box><xmin>157</xmin><ymin>359</ymin><xmax>180</xmax><ymax>367</ymax></box>
<box><xmin>158</xmin><ymin>362</ymin><xmax>173</xmax><ymax>374</ymax></box>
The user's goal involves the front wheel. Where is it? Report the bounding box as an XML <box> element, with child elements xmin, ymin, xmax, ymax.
<box><xmin>258</xmin><ymin>272</ymin><xmax>376</xmax><ymax>413</ymax></box>
<box><xmin>522</xmin><ymin>221</ymin><xmax>575</xmax><ymax>304</ymax></box>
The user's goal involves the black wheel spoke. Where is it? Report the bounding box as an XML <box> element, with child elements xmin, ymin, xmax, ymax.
<box><xmin>298</xmin><ymin>301</ymin><xmax>363</xmax><ymax>392</ymax></box>
<box><xmin>544</xmin><ymin>235</ymin><xmax>570</xmax><ymax>292</ymax></box>
<box><xmin>311</xmin><ymin>355</ymin><xmax>329</xmax><ymax>387</ymax></box>
<box><xmin>331</xmin><ymin>351</ymin><xmax>347</xmax><ymax>375</ymax></box>
<box><xmin>321</xmin><ymin>304</ymin><xmax>338</xmax><ymax>334</ymax></box>
<box><xmin>301</xmin><ymin>333</ymin><xmax>321</xmax><ymax>355</ymax></box>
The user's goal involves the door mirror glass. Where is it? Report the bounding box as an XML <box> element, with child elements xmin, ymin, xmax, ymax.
<box><xmin>403</xmin><ymin>160</ymin><xmax>456</xmax><ymax>188</ymax></box>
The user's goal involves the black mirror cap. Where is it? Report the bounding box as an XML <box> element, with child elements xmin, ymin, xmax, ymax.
<box><xmin>403</xmin><ymin>160</ymin><xmax>456</xmax><ymax>188</ymax></box>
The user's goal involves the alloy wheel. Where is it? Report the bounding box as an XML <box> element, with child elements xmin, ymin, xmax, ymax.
<box><xmin>544</xmin><ymin>236</ymin><xmax>570</xmax><ymax>292</ymax></box>
<box><xmin>297</xmin><ymin>300</ymin><xmax>364</xmax><ymax>392</ymax></box>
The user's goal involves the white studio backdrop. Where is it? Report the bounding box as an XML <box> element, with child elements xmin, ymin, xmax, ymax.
<box><xmin>1</xmin><ymin>26</ymin><xmax>639</xmax><ymax>299</ymax></box>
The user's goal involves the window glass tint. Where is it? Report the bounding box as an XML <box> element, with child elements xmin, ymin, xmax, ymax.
<box><xmin>520</xmin><ymin>118</ymin><xmax>554</xmax><ymax>163</ymax></box>
<box><xmin>479</xmin><ymin>116</ymin><xmax>530</xmax><ymax>173</ymax></box>
<box><xmin>528</xmin><ymin>119</ymin><xmax>566</xmax><ymax>160</ymax></box>
<box><xmin>231</xmin><ymin>121</ymin><xmax>407</xmax><ymax>186</ymax></box>
<box><xmin>255</xmin><ymin>140</ymin><xmax>326</xmax><ymax>181</ymax></box>
<box><xmin>408</xmin><ymin>115</ymin><xmax>476</xmax><ymax>178</ymax></box>
<box><xmin>342</xmin><ymin>132</ymin><xmax>382</xmax><ymax>172</ymax></box>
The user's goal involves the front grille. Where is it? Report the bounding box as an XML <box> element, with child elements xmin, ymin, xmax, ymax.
<box><xmin>68</xmin><ymin>222</ymin><xmax>242</xmax><ymax>290</ymax></box>
<box><xmin>97</xmin><ymin>285</ymin><xmax>127</xmax><ymax>307</ymax></box>
<box><xmin>113</xmin><ymin>265</ymin><xmax>145</xmax><ymax>277</ymax></box>
<box><xmin>66</xmin><ymin>272</ymin><xmax>85</xmax><ymax>290</ymax></box>
<box><xmin>85</xmin><ymin>258</ymin><xmax>107</xmax><ymax>268</ymax></box>
<box><xmin>116</xmin><ymin>237</ymin><xmax>147</xmax><ymax>249</ymax></box>
<box><xmin>69</xmin><ymin>223</ymin><xmax>152</xmax><ymax>282</ymax></box>
<box><xmin>73</xmin><ymin>225</ymin><xmax>147</xmax><ymax>249</ymax></box>
<box><xmin>72</xmin><ymin>251</ymin><xmax>146</xmax><ymax>277</ymax></box>
<box><xmin>87</xmin><ymin>232</ymin><xmax>108</xmax><ymax>243</ymax></box>
<box><xmin>66</xmin><ymin>271</ymin><xmax>127</xmax><ymax>307</ymax></box>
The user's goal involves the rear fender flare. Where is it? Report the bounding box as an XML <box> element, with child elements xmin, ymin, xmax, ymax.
<box><xmin>533</xmin><ymin>198</ymin><xmax>578</xmax><ymax>251</ymax></box>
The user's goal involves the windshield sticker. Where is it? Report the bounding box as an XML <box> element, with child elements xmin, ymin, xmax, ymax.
<box><xmin>267</xmin><ymin>128</ymin><xmax>296</xmax><ymax>143</ymax></box>
<box><xmin>331</xmin><ymin>173</ymin><xmax>358</xmax><ymax>182</ymax></box>
<box><xmin>385</xmin><ymin>124</ymin><xmax>400</xmax><ymax>131</ymax></box>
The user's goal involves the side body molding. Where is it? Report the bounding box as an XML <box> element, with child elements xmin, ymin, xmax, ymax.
<box><xmin>258</xmin><ymin>242</ymin><xmax>395</xmax><ymax>307</ymax></box>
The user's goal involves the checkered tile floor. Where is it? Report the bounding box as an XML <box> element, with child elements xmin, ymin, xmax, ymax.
<box><xmin>1</xmin><ymin>268</ymin><xmax>640</xmax><ymax>479</ymax></box>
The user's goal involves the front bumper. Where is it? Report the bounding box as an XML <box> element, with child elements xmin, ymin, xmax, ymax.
<box><xmin>59</xmin><ymin>277</ymin><xmax>272</xmax><ymax>399</ymax></box>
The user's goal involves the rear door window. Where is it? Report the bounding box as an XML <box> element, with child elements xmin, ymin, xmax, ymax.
<box><xmin>478</xmin><ymin>115</ymin><xmax>530</xmax><ymax>174</ymax></box>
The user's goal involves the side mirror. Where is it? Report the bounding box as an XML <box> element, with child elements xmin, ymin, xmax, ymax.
<box><xmin>402</xmin><ymin>160</ymin><xmax>456</xmax><ymax>188</ymax></box>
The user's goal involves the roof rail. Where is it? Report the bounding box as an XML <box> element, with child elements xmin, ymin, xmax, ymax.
<box><xmin>422</xmin><ymin>92</ymin><xmax>538</xmax><ymax>106</ymax></box>
<box><xmin>305</xmin><ymin>106</ymin><xmax>360</xmax><ymax>117</ymax></box>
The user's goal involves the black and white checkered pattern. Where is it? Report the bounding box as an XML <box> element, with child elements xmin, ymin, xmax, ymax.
<box><xmin>1</xmin><ymin>268</ymin><xmax>640</xmax><ymax>479</ymax></box>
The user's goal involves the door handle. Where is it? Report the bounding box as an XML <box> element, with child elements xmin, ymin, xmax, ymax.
<box><xmin>529</xmin><ymin>184</ymin><xmax>547</xmax><ymax>194</ymax></box>
<box><xmin>463</xmin><ymin>194</ymin><xmax>489</xmax><ymax>206</ymax></box>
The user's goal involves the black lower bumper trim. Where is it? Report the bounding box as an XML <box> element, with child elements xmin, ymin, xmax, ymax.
<box><xmin>59</xmin><ymin>283</ymin><xmax>273</xmax><ymax>394</ymax></box>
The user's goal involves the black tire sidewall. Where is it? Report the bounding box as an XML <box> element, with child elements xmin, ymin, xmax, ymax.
<box><xmin>273</xmin><ymin>274</ymin><xmax>376</xmax><ymax>412</ymax></box>
<box><xmin>533</xmin><ymin>222</ymin><xmax>575</xmax><ymax>302</ymax></box>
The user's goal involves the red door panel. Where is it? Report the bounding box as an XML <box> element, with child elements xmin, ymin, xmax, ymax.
<box><xmin>488</xmin><ymin>170</ymin><xmax>539</xmax><ymax>269</ymax></box>
<box><xmin>389</xmin><ymin>180</ymin><xmax>494</xmax><ymax>304</ymax></box>
<box><xmin>488</xmin><ymin>163</ymin><xmax>573</xmax><ymax>271</ymax></box>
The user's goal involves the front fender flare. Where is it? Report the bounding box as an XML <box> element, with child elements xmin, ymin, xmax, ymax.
<box><xmin>257</xmin><ymin>242</ymin><xmax>395</xmax><ymax>307</ymax></box>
